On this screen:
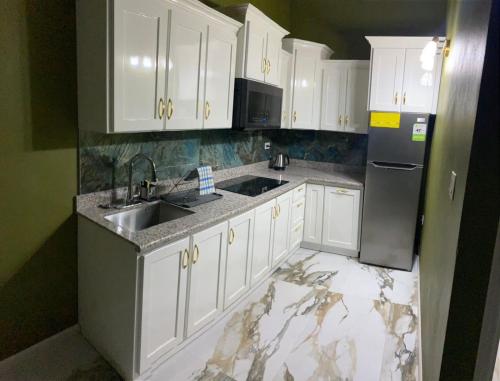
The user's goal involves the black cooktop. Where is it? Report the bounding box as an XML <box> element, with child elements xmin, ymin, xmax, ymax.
<box><xmin>216</xmin><ymin>175</ymin><xmax>288</xmax><ymax>197</ymax></box>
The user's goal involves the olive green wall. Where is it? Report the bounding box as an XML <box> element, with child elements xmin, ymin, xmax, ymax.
<box><xmin>289</xmin><ymin>0</ymin><xmax>446</xmax><ymax>59</ymax></box>
<box><xmin>0</xmin><ymin>0</ymin><xmax>78</xmax><ymax>360</ymax></box>
<box><xmin>418</xmin><ymin>0</ymin><xmax>494</xmax><ymax>380</ymax></box>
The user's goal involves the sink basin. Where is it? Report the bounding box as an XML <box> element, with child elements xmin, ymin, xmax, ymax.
<box><xmin>105</xmin><ymin>201</ymin><xmax>194</xmax><ymax>232</ymax></box>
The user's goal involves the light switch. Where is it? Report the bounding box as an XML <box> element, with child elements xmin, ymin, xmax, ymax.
<box><xmin>448</xmin><ymin>171</ymin><xmax>457</xmax><ymax>200</ymax></box>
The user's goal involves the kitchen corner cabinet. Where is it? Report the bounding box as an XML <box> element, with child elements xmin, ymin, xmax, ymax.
<box><xmin>186</xmin><ymin>221</ymin><xmax>228</xmax><ymax>337</ymax></box>
<box><xmin>219</xmin><ymin>4</ymin><xmax>289</xmax><ymax>86</ymax></box>
<box><xmin>320</xmin><ymin>60</ymin><xmax>369</xmax><ymax>134</ymax></box>
<box><xmin>224</xmin><ymin>211</ymin><xmax>254</xmax><ymax>309</ymax></box>
<box><xmin>283</xmin><ymin>38</ymin><xmax>333</xmax><ymax>130</ymax></box>
<box><xmin>280</xmin><ymin>49</ymin><xmax>293</xmax><ymax>128</ymax></box>
<box><xmin>76</xmin><ymin>0</ymin><xmax>240</xmax><ymax>133</ymax></box>
<box><xmin>366</xmin><ymin>36</ymin><xmax>444</xmax><ymax>114</ymax></box>
<box><xmin>303</xmin><ymin>184</ymin><xmax>362</xmax><ymax>257</ymax></box>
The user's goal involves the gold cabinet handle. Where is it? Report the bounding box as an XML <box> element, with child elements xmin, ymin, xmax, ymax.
<box><xmin>261</xmin><ymin>57</ymin><xmax>266</xmax><ymax>73</ymax></box>
<box><xmin>344</xmin><ymin>115</ymin><xmax>349</xmax><ymax>127</ymax></box>
<box><xmin>272</xmin><ymin>206</ymin><xmax>276</xmax><ymax>219</ymax></box>
<box><xmin>166</xmin><ymin>98</ymin><xmax>173</xmax><ymax>120</ymax></box>
<box><xmin>228</xmin><ymin>228</ymin><xmax>235</xmax><ymax>245</ymax></box>
<box><xmin>277</xmin><ymin>204</ymin><xmax>281</xmax><ymax>217</ymax></box>
<box><xmin>336</xmin><ymin>188</ymin><xmax>349</xmax><ymax>194</ymax></box>
<box><xmin>296</xmin><ymin>202</ymin><xmax>303</xmax><ymax>208</ymax></box>
<box><xmin>205</xmin><ymin>101</ymin><xmax>211</xmax><ymax>120</ymax></box>
<box><xmin>158</xmin><ymin>98</ymin><xmax>165</xmax><ymax>119</ymax></box>
<box><xmin>293</xmin><ymin>111</ymin><xmax>297</xmax><ymax>123</ymax></box>
<box><xmin>294</xmin><ymin>225</ymin><xmax>302</xmax><ymax>232</ymax></box>
<box><xmin>181</xmin><ymin>249</ymin><xmax>190</xmax><ymax>269</ymax></box>
<box><xmin>338</xmin><ymin>115</ymin><xmax>342</xmax><ymax>126</ymax></box>
<box><xmin>192</xmin><ymin>245</ymin><xmax>200</xmax><ymax>264</ymax></box>
<box><xmin>394</xmin><ymin>92</ymin><xmax>399</xmax><ymax>105</ymax></box>
<box><xmin>403</xmin><ymin>92</ymin><xmax>407</xmax><ymax>105</ymax></box>
<box><xmin>267</xmin><ymin>59</ymin><xmax>271</xmax><ymax>75</ymax></box>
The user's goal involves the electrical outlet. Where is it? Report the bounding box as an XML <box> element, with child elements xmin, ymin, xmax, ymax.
<box><xmin>448</xmin><ymin>171</ymin><xmax>457</xmax><ymax>200</ymax></box>
<box><xmin>264</xmin><ymin>142</ymin><xmax>271</xmax><ymax>150</ymax></box>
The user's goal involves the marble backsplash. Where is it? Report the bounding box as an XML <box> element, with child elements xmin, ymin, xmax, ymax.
<box><xmin>79</xmin><ymin>129</ymin><xmax>367</xmax><ymax>194</ymax></box>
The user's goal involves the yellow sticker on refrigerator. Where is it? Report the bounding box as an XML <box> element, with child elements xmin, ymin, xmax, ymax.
<box><xmin>370</xmin><ymin>112</ymin><xmax>401</xmax><ymax>128</ymax></box>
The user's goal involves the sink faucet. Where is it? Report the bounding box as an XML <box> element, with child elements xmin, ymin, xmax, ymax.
<box><xmin>127</xmin><ymin>153</ymin><xmax>158</xmax><ymax>204</ymax></box>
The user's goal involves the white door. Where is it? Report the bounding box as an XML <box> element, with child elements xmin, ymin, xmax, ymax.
<box><xmin>369</xmin><ymin>48</ymin><xmax>405</xmax><ymax>112</ymax></box>
<box><xmin>204</xmin><ymin>26</ymin><xmax>237</xmax><ymax>129</ymax></box>
<box><xmin>280</xmin><ymin>50</ymin><xmax>292</xmax><ymax>128</ymax></box>
<box><xmin>322</xmin><ymin>187</ymin><xmax>360</xmax><ymax>252</ymax></box>
<box><xmin>138</xmin><ymin>237</ymin><xmax>189</xmax><ymax>372</ymax></box>
<box><xmin>165</xmin><ymin>8</ymin><xmax>206</xmax><ymax>130</ymax></box>
<box><xmin>291</xmin><ymin>51</ymin><xmax>317</xmax><ymax>129</ymax></box>
<box><xmin>113</xmin><ymin>0</ymin><xmax>169</xmax><ymax>132</ymax></box>
<box><xmin>250</xmin><ymin>200</ymin><xmax>275</xmax><ymax>285</ymax></box>
<box><xmin>186</xmin><ymin>221</ymin><xmax>227</xmax><ymax>337</ymax></box>
<box><xmin>224</xmin><ymin>210</ymin><xmax>254</xmax><ymax>309</ymax></box>
<box><xmin>320</xmin><ymin>63</ymin><xmax>346</xmax><ymax>131</ymax></box>
<box><xmin>244</xmin><ymin>16</ymin><xmax>267</xmax><ymax>82</ymax></box>
<box><xmin>345</xmin><ymin>63</ymin><xmax>369</xmax><ymax>133</ymax></box>
<box><xmin>401</xmin><ymin>48</ymin><xmax>437</xmax><ymax>113</ymax></box>
<box><xmin>272</xmin><ymin>191</ymin><xmax>292</xmax><ymax>266</ymax></box>
<box><xmin>264</xmin><ymin>31</ymin><xmax>282</xmax><ymax>86</ymax></box>
<box><xmin>303</xmin><ymin>184</ymin><xmax>324</xmax><ymax>245</ymax></box>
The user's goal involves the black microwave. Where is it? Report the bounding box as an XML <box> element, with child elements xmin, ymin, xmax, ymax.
<box><xmin>232</xmin><ymin>78</ymin><xmax>283</xmax><ymax>130</ymax></box>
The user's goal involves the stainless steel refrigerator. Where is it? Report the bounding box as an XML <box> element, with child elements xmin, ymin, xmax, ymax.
<box><xmin>360</xmin><ymin>112</ymin><xmax>431</xmax><ymax>271</ymax></box>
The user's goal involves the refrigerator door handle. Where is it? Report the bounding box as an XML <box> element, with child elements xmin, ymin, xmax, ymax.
<box><xmin>370</xmin><ymin>161</ymin><xmax>419</xmax><ymax>171</ymax></box>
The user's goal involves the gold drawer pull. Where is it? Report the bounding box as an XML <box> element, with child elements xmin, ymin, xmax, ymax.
<box><xmin>296</xmin><ymin>202</ymin><xmax>303</xmax><ymax>208</ymax></box>
<box><xmin>403</xmin><ymin>92</ymin><xmax>407</xmax><ymax>105</ymax></box>
<box><xmin>267</xmin><ymin>59</ymin><xmax>271</xmax><ymax>75</ymax></box>
<box><xmin>167</xmin><ymin>98</ymin><xmax>173</xmax><ymax>120</ymax></box>
<box><xmin>293</xmin><ymin>111</ymin><xmax>297</xmax><ymax>123</ymax></box>
<box><xmin>205</xmin><ymin>101</ymin><xmax>211</xmax><ymax>120</ymax></box>
<box><xmin>294</xmin><ymin>225</ymin><xmax>302</xmax><ymax>232</ymax></box>
<box><xmin>229</xmin><ymin>228</ymin><xmax>235</xmax><ymax>244</ymax></box>
<box><xmin>192</xmin><ymin>245</ymin><xmax>200</xmax><ymax>264</ymax></box>
<box><xmin>181</xmin><ymin>249</ymin><xmax>189</xmax><ymax>269</ymax></box>
<box><xmin>272</xmin><ymin>206</ymin><xmax>277</xmax><ymax>219</ymax></box>
<box><xmin>344</xmin><ymin>115</ymin><xmax>349</xmax><ymax>127</ymax></box>
<box><xmin>338</xmin><ymin>115</ymin><xmax>342</xmax><ymax>125</ymax></box>
<box><xmin>394</xmin><ymin>92</ymin><xmax>399</xmax><ymax>105</ymax></box>
<box><xmin>336</xmin><ymin>188</ymin><xmax>349</xmax><ymax>194</ymax></box>
<box><xmin>158</xmin><ymin>98</ymin><xmax>165</xmax><ymax>119</ymax></box>
<box><xmin>262</xmin><ymin>58</ymin><xmax>266</xmax><ymax>73</ymax></box>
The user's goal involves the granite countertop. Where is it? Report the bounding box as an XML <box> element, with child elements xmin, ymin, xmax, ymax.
<box><xmin>76</xmin><ymin>161</ymin><xmax>364</xmax><ymax>254</ymax></box>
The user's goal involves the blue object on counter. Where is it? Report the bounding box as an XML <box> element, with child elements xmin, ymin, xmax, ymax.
<box><xmin>197</xmin><ymin>166</ymin><xmax>215</xmax><ymax>195</ymax></box>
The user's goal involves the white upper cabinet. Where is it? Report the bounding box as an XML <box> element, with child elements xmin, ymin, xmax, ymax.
<box><xmin>280</xmin><ymin>49</ymin><xmax>293</xmax><ymax>128</ymax></box>
<box><xmin>203</xmin><ymin>26</ymin><xmax>237</xmax><ymax>129</ymax></box>
<box><xmin>76</xmin><ymin>0</ymin><xmax>241</xmax><ymax>133</ymax></box>
<box><xmin>138</xmin><ymin>237</ymin><xmax>189</xmax><ymax>373</ymax></box>
<box><xmin>366</xmin><ymin>37</ymin><xmax>444</xmax><ymax>113</ymax></box>
<box><xmin>283</xmin><ymin>39</ymin><xmax>333</xmax><ymax>130</ymax></box>
<box><xmin>321</xmin><ymin>60</ymin><xmax>369</xmax><ymax>134</ymax></box>
<box><xmin>219</xmin><ymin>4</ymin><xmax>289</xmax><ymax>87</ymax></box>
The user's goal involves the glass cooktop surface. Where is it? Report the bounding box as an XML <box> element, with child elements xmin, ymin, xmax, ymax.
<box><xmin>216</xmin><ymin>175</ymin><xmax>288</xmax><ymax>197</ymax></box>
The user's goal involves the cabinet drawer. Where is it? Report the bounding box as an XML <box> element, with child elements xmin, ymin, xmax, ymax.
<box><xmin>291</xmin><ymin>198</ymin><xmax>305</xmax><ymax>225</ymax></box>
<box><xmin>293</xmin><ymin>184</ymin><xmax>306</xmax><ymax>201</ymax></box>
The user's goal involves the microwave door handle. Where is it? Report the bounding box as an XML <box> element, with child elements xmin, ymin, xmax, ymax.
<box><xmin>370</xmin><ymin>162</ymin><xmax>418</xmax><ymax>171</ymax></box>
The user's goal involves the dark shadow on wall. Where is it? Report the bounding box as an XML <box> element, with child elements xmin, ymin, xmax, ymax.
<box><xmin>24</xmin><ymin>0</ymin><xmax>78</xmax><ymax>151</ymax></box>
<box><xmin>0</xmin><ymin>215</ymin><xmax>78</xmax><ymax>360</ymax></box>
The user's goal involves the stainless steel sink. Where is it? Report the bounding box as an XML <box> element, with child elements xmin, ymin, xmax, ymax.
<box><xmin>104</xmin><ymin>201</ymin><xmax>194</xmax><ymax>232</ymax></box>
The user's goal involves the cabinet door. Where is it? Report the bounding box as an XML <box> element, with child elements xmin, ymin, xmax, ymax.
<box><xmin>401</xmin><ymin>48</ymin><xmax>437</xmax><ymax>113</ymax></box>
<box><xmin>165</xmin><ymin>8</ymin><xmax>206</xmax><ymax>130</ymax></box>
<box><xmin>272</xmin><ymin>191</ymin><xmax>292</xmax><ymax>266</ymax></box>
<box><xmin>250</xmin><ymin>200</ymin><xmax>275</xmax><ymax>285</ymax></box>
<box><xmin>186</xmin><ymin>222</ymin><xmax>227</xmax><ymax>337</ymax></box>
<box><xmin>264</xmin><ymin>31</ymin><xmax>282</xmax><ymax>86</ymax></box>
<box><xmin>304</xmin><ymin>184</ymin><xmax>324</xmax><ymax>245</ymax></box>
<box><xmin>280</xmin><ymin>50</ymin><xmax>292</xmax><ymax>128</ymax></box>
<box><xmin>204</xmin><ymin>26</ymin><xmax>237</xmax><ymax>129</ymax></box>
<box><xmin>289</xmin><ymin>221</ymin><xmax>304</xmax><ymax>252</ymax></box>
<box><xmin>291</xmin><ymin>51</ymin><xmax>317</xmax><ymax>129</ymax></box>
<box><xmin>113</xmin><ymin>0</ymin><xmax>169</xmax><ymax>132</ymax></box>
<box><xmin>345</xmin><ymin>63</ymin><xmax>369</xmax><ymax>133</ymax></box>
<box><xmin>369</xmin><ymin>48</ymin><xmax>405</xmax><ymax>112</ymax></box>
<box><xmin>224</xmin><ymin>210</ymin><xmax>254</xmax><ymax>309</ymax></box>
<box><xmin>244</xmin><ymin>16</ymin><xmax>267</xmax><ymax>82</ymax></box>
<box><xmin>320</xmin><ymin>63</ymin><xmax>347</xmax><ymax>131</ymax></box>
<box><xmin>322</xmin><ymin>187</ymin><xmax>360</xmax><ymax>252</ymax></box>
<box><xmin>138</xmin><ymin>237</ymin><xmax>189</xmax><ymax>372</ymax></box>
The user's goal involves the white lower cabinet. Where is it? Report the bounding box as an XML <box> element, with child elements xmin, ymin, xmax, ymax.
<box><xmin>250</xmin><ymin>199</ymin><xmax>275</xmax><ymax>285</ymax></box>
<box><xmin>138</xmin><ymin>238</ymin><xmax>189</xmax><ymax>373</ymax></box>
<box><xmin>303</xmin><ymin>184</ymin><xmax>362</xmax><ymax>256</ymax></box>
<box><xmin>224</xmin><ymin>211</ymin><xmax>254</xmax><ymax>309</ymax></box>
<box><xmin>322</xmin><ymin>186</ymin><xmax>361</xmax><ymax>254</ymax></box>
<box><xmin>271</xmin><ymin>191</ymin><xmax>292</xmax><ymax>266</ymax></box>
<box><xmin>185</xmin><ymin>221</ymin><xmax>227</xmax><ymax>337</ymax></box>
<box><xmin>303</xmin><ymin>184</ymin><xmax>325</xmax><ymax>246</ymax></box>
